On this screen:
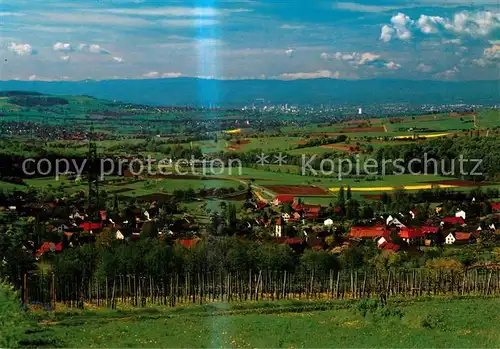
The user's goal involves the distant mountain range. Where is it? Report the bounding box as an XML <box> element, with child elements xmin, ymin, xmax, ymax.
<box><xmin>0</xmin><ymin>78</ymin><xmax>498</xmax><ymax>107</ymax></box>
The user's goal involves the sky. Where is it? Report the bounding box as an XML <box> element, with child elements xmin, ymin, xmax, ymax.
<box><xmin>0</xmin><ymin>0</ymin><xmax>499</xmax><ymax>81</ymax></box>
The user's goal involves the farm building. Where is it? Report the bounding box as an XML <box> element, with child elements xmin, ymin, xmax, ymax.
<box><xmin>442</xmin><ymin>217</ymin><xmax>465</xmax><ymax>226</ymax></box>
<box><xmin>399</xmin><ymin>227</ymin><xmax>425</xmax><ymax>245</ymax></box>
<box><xmin>348</xmin><ymin>225</ymin><xmax>390</xmax><ymax>239</ymax></box>
<box><xmin>445</xmin><ymin>232</ymin><xmax>477</xmax><ymax>245</ymax></box>
<box><xmin>273</xmin><ymin>195</ymin><xmax>295</xmax><ymax>205</ymax></box>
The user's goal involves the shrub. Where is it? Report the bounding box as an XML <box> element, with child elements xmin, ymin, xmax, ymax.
<box><xmin>421</xmin><ymin>312</ymin><xmax>447</xmax><ymax>330</ymax></box>
<box><xmin>377</xmin><ymin>306</ymin><xmax>404</xmax><ymax>320</ymax></box>
<box><xmin>0</xmin><ymin>280</ymin><xmax>30</xmax><ymax>348</ymax></box>
<box><xmin>354</xmin><ymin>299</ymin><xmax>379</xmax><ymax>318</ymax></box>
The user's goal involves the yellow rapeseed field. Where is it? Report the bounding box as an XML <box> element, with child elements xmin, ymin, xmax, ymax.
<box><xmin>394</xmin><ymin>133</ymin><xmax>452</xmax><ymax>140</ymax></box>
<box><xmin>224</xmin><ymin>128</ymin><xmax>242</xmax><ymax>134</ymax></box>
<box><xmin>328</xmin><ymin>184</ymin><xmax>457</xmax><ymax>192</ymax></box>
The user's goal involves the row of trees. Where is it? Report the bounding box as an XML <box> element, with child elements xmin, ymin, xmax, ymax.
<box><xmin>50</xmin><ymin>236</ymin><xmax>500</xmax><ymax>286</ymax></box>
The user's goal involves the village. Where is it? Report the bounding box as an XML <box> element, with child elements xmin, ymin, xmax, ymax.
<box><xmin>2</xmin><ymin>182</ymin><xmax>498</xmax><ymax>261</ymax></box>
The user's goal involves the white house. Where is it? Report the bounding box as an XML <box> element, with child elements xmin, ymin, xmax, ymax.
<box><xmin>455</xmin><ymin>210</ymin><xmax>466</xmax><ymax>220</ymax></box>
<box><xmin>386</xmin><ymin>215</ymin><xmax>394</xmax><ymax>225</ymax></box>
<box><xmin>377</xmin><ymin>236</ymin><xmax>388</xmax><ymax>247</ymax></box>
<box><xmin>116</xmin><ymin>230</ymin><xmax>124</xmax><ymax>240</ymax></box>
<box><xmin>388</xmin><ymin>218</ymin><xmax>406</xmax><ymax>228</ymax></box>
<box><xmin>282</xmin><ymin>213</ymin><xmax>291</xmax><ymax>223</ymax></box>
<box><xmin>324</xmin><ymin>218</ymin><xmax>334</xmax><ymax>227</ymax></box>
<box><xmin>275</xmin><ymin>218</ymin><xmax>283</xmax><ymax>237</ymax></box>
<box><xmin>445</xmin><ymin>233</ymin><xmax>456</xmax><ymax>245</ymax></box>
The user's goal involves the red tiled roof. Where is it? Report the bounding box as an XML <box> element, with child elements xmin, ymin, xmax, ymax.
<box><xmin>304</xmin><ymin>207</ymin><xmax>321</xmax><ymax>216</ymax></box>
<box><xmin>379</xmin><ymin>241</ymin><xmax>400</xmax><ymax>251</ymax></box>
<box><xmin>443</xmin><ymin>217</ymin><xmax>465</xmax><ymax>225</ymax></box>
<box><xmin>80</xmin><ymin>222</ymin><xmax>102</xmax><ymax>231</ymax></box>
<box><xmin>275</xmin><ymin>195</ymin><xmax>294</xmax><ymax>204</ymax></box>
<box><xmin>257</xmin><ymin>201</ymin><xmax>268</xmax><ymax>209</ymax></box>
<box><xmin>422</xmin><ymin>226</ymin><xmax>439</xmax><ymax>233</ymax></box>
<box><xmin>455</xmin><ymin>232</ymin><xmax>473</xmax><ymax>241</ymax></box>
<box><xmin>348</xmin><ymin>226</ymin><xmax>390</xmax><ymax>239</ymax></box>
<box><xmin>178</xmin><ymin>239</ymin><xmax>200</xmax><ymax>248</ymax></box>
<box><xmin>36</xmin><ymin>242</ymin><xmax>63</xmax><ymax>257</ymax></box>
<box><xmin>399</xmin><ymin>227</ymin><xmax>425</xmax><ymax>239</ymax></box>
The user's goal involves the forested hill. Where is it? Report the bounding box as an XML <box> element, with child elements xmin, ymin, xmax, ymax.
<box><xmin>0</xmin><ymin>78</ymin><xmax>498</xmax><ymax>107</ymax></box>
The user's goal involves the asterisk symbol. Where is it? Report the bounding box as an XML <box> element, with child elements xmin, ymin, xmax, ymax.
<box><xmin>256</xmin><ymin>152</ymin><xmax>269</xmax><ymax>165</ymax></box>
<box><xmin>273</xmin><ymin>152</ymin><xmax>287</xmax><ymax>166</ymax></box>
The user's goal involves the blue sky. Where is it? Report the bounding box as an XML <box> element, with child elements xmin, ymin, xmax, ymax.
<box><xmin>1</xmin><ymin>0</ymin><xmax>499</xmax><ymax>81</ymax></box>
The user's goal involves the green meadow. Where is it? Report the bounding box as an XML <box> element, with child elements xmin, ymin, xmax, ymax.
<box><xmin>23</xmin><ymin>297</ymin><xmax>500</xmax><ymax>348</ymax></box>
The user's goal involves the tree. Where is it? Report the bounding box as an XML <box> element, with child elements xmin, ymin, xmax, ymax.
<box><xmin>282</xmin><ymin>202</ymin><xmax>293</xmax><ymax>214</ymax></box>
<box><xmin>345</xmin><ymin>200</ymin><xmax>360</xmax><ymax>220</ymax></box>
<box><xmin>96</xmin><ymin>227</ymin><xmax>116</xmax><ymax>247</ymax></box>
<box><xmin>226</xmin><ymin>203</ymin><xmax>237</xmax><ymax>231</ymax></box>
<box><xmin>0</xmin><ymin>281</ymin><xmax>30</xmax><ymax>348</ymax></box>
<box><xmin>338</xmin><ymin>186</ymin><xmax>345</xmax><ymax>204</ymax></box>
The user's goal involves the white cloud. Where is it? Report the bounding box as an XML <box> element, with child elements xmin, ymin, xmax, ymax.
<box><xmin>285</xmin><ymin>48</ymin><xmax>295</xmax><ymax>57</ymax></box>
<box><xmin>385</xmin><ymin>61</ymin><xmax>401</xmax><ymax>70</ymax></box>
<box><xmin>484</xmin><ymin>43</ymin><xmax>500</xmax><ymax>59</ymax></box>
<box><xmin>60</xmin><ymin>55</ymin><xmax>71</xmax><ymax>61</ymax></box>
<box><xmin>472</xmin><ymin>58</ymin><xmax>489</xmax><ymax>66</ymax></box>
<box><xmin>333</xmin><ymin>2</ymin><xmax>407</xmax><ymax>13</ymax></box>
<box><xmin>28</xmin><ymin>75</ymin><xmax>37</xmax><ymax>81</ymax></box>
<box><xmin>326</xmin><ymin>51</ymin><xmax>381</xmax><ymax>65</ymax></box>
<box><xmin>380</xmin><ymin>25</ymin><xmax>395</xmax><ymax>42</ymax></box>
<box><xmin>143</xmin><ymin>71</ymin><xmax>160</xmax><ymax>78</ymax></box>
<box><xmin>416</xmin><ymin>63</ymin><xmax>433</xmax><ymax>72</ymax></box>
<box><xmin>53</xmin><ymin>42</ymin><xmax>72</xmax><ymax>52</ymax></box>
<box><xmin>113</xmin><ymin>56</ymin><xmax>124</xmax><ymax>63</ymax></box>
<box><xmin>89</xmin><ymin>44</ymin><xmax>110</xmax><ymax>55</ymax></box>
<box><xmin>473</xmin><ymin>43</ymin><xmax>500</xmax><ymax>66</ymax></box>
<box><xmin>8</xmin><ymin>42</ymin><xmax>34</xmax><ymax>55</ymax></box>
<box><xmin>359</xmin><ymin>52</ymin><xmax>380</xmax><ymax>65</ymax></box>
<box><xmin>320</xmin><ymin>52</ymin><xmax>333</xmax><ymax>60</ymax></box>
<box><xmin>442</xmin><ymin>38</ymin><xmax>461</xmax><ymax>44</ymax></box>
<box><xmin>0</xmin><ymin>12</ymin><xmax>24</xmax><ymax>17</ymax></box>
<box><xmin>280</xmin><ymin>24</ymin><xmax>305</xmax><ymax>30</ymax></box>
<box><xmin>447</xmin><ymin>11</ymin><xmax>500</xmax><ymax>36</ymax></box>
<box><xmin>435</xmin><ymin>66</ymin><xmax>459</xmax><ymax>79</ymax></box>
<box><xmin>162</xmin><ymin>72</ymin><xmax>182</xmax><ymax>78</ymax></box>
<box><xmin>390</xmin><ymin>13</ymin><xmax>414</xmax><ymax>40</ymax></box>
<box><xmin>142</xmin><ymin>71</ymin><xmax>182</xmax><ymax>78</ymax></box>
<box><xmin>417</xmin><ymin>15</ymin><xmax>447</xmax><ymax>34</ymax></box>
<box><xmin>276</xmin><ymin>70</ymin><xmax>340</xmax><ymax>80</ymax></box>
<box><xmin>382</xmin><ymin>10</ymin><xmax>500</xmax><ymax>42</ymax></box>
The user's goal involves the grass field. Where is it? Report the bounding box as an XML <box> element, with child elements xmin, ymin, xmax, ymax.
<box><xmin>25</xmin><ymin>297</ymin><xmax>500</xmax><ymax>348</ymax></box>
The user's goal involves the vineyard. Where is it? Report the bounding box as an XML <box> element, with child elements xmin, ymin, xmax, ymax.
<box><xmin>26</xmin><ymin>268</ymin><xmax>500</xmax><ymax>310</ymax></box>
